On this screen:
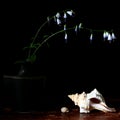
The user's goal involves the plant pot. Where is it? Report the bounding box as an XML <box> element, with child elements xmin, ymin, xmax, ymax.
<box><xmin>3</xmin><ymin>74</ymin><xmax>47</xmax><ymax>112</ymax></box>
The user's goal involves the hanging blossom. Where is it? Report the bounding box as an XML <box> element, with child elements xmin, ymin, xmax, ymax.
<box><xmin>75</xmin><ymin>25</ymin><xmax>78</xmax><ymax>34</ymax></box>
<box><xmin>111</xmin><ymin>32</ymin><xmax>116</xmax><ymax>40</ymax></box>
<box><xmin>56</xmin><ymin>12</ymin><xmax>61</xmax><ymax>18</ymax></box>
<box><xmin>78</xmin><ymin>23</ymin><xmax>83</xmax><ymax>30</ymax></box>
<box><xmin>54</xmin><ymin>12</ymin><xmax>61</xmax><ymax>25</ymax></box>
<box><xmin>103</xmin><ymin>31</ymin><xmax>109</xmax><ymax>40</ymax></box>
<box><xmin>63</xmin><ymin>12</ymin><xmax>67</xmax><ymax>22</ymax></box>
<box><xmin>103</xmin><ymin>31</ymin><xmax>116</xmax><ymax>43</ymax></box>
<box><xmin>75</xmin><ymin>23</ymin><xmax>117</xmax><ymax>44</ymax></box>
<box><xmin>48</xmin><ymin>10</ymin><xmax>117</xmax><ymax>45</ymax></box>
<box><xmin>56</xmin><ymin>18</ymin><xmax>61</xmax><ymax>25</ymax></box>
<box><xmin>64</xmin><ymin>32</ymin><xmax>68</xmax><ymax>41</ymax></box>
<box><xmin>63</xmin><ymin>12</ymin><xmax>67</xmax><ymax>19</ymax></box>
<box><xmin>48</xmin><ymin>9</ymin><xmax>117</xmax><ymax>45</ymax></box>
<box><xmin>90</xmin><ymin>33</ymin><xmax>93</xmax><ymax>43</ymax></box>
<box><xmin>54</xmin><ymin>10</ymin><xmax>75</xmax><ymax>25</ymax></box>
<box><xmin>64</xmin><ymin>24</ymin><xmax>68</xmax><ymax>43</ymax></box>
<box><xmin>66</xmin><ymin>10</ymin><xmax>75</xmax><ymax>16</ymax></box>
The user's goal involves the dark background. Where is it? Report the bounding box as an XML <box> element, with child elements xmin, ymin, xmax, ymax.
<box><xmin>1</xmin><ymin>0</ymin><xmax>120</xmax><ymax>111</ymax></box>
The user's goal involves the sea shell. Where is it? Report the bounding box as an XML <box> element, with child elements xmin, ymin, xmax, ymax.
<box><xmin>61</xmin><ymin>107</ymin><xmax>69</xmax><ymax>113</ymax></box>
<box><xmin>68</xmin><ymin>88</ymin><xmax>116</xmax><ymax>113</ymax></box>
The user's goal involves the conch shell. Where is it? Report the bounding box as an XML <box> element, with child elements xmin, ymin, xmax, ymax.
<box><xmin>68</xmin><ymin>88</ymin><xmax>116</xmax><ymax>113</ymax></box>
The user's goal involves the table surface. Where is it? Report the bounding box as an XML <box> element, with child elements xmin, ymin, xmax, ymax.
<box><xmin>0</xmin><ymin>108</ymin><xmax>120</xmax><ymax>120</ymax></box>
<box><xmin>0</xmin><ymin>98</ymin><xmax>120</xmax><ymax>120</ymax></box>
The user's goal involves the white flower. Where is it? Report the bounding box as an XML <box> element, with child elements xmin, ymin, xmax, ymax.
<box><xmin>103</xmin><ymin>31</ymin><xmax>109</xmax><ymax>40</ymax></box>
<box><xmin>78</xmin><ymin>23</ymin><xmax>82</xmax><ymax>30</ymax></box>
<box><xmin>56</xmin><ymin>18</ymin><xmax>61</xmax><ymax>25</ymax></box>
<box><xmin>64</xmin><ymin>32</ymin><xmax>68</xmax><ymax>40</ymax></box>
<box><xmin>56</xmin><ymin>12</ymin><xmax>61</xmax><ymax>18</ymax></box>
<box><xmin>66</xmin><ymin>10</ymin><xmax>74</xmax><ymax>16</ymax></box>
<box><xmin>90</xmin><ymin>33</ymin><xmax>93</xmax><ymax>42</ymax></box>
<box><xmin>111</xmin><ymin>32</ymin><xmax>116</xmax><ymax>40</ymax></box>
<box><xmin>107</xmin><ymin>33</ymin><xmax>112</xmax><ymax>41</ymax></box>
<box><xmin>63</xmin><ymin>12</ymin><xmax>67</xmax><ymax>19</ymax></box>
<box><xmin>75</xmin><ymin>25</ymin><xmax>78</xmax><ymax>34</ymax></box>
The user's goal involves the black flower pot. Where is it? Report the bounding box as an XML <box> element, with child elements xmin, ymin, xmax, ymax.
<box><xmin>3</xmin><ymin>74</ymin><xmax>47</xmax><ymax>112</ymax></box>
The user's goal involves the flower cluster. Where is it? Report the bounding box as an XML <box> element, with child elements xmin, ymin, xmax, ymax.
<box><xmin>18</xmin><ymin>9</ymin><xmax>116</xmax><ymax>64</ymax></box>
<box><xmin>83</xmin><ymin>28</ymin><xmax>116</xmax><ymax>44</ymax></box>
<box><xmin>103</xmin><ymin>31</ymin><xmax>116</xmax><ymax>43</ymax></box>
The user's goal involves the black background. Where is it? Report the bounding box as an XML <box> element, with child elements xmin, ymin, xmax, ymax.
<box><xmin>2</xmin><ymin>0</ymin><xmax>120</xmax><ymax>103</ymax></box>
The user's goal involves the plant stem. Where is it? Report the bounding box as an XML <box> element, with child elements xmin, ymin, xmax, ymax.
<box><xmin>28</xmin><ymin>16</ymin><xmax>54</xmax><ymax>59</ymax></box>
<box><xmin>31</xmin><ymin>27</ymin><xmax>75</xmax><ymax>57</ymax></box>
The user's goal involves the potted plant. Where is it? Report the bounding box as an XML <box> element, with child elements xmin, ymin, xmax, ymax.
<box><xmin>15</xmin><ymin>9</ymin><xmax>76</xmax><ymax>76</ymax></box>
<box><xmin>3</xmin><ymin>9</ymin><xmax>78</xmax><ymax>112</ymax></box>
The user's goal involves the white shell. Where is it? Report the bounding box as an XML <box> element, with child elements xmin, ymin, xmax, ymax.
<box><xmin>61</xmin><ymin>107</ymin><xmax>69</xmax><ymax>113</ymax></box>
<box><xmin>68</xmin><ymin>88</ymin><xmax>116</xmax><ymax>113</ymax></box>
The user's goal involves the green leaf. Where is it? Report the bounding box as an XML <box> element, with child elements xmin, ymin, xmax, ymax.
<box><xmin>26</xmin><ymin>55</ymin><xmax>37</xmax><ymax>63</ymax></box>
